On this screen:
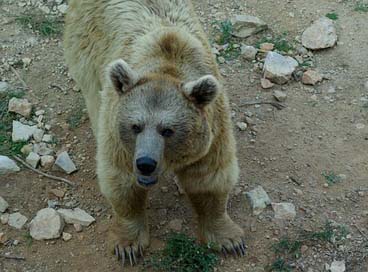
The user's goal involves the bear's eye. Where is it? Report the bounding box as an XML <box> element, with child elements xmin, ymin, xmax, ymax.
<box><xmin>132</xmin><ymin>124</ymin><xmax>142</xmax><ymax>134</ymax></box>
<box><xmin>161</xmin><ymin>128</ymin><xmax>174</xmax><ymax>138</ymax></box>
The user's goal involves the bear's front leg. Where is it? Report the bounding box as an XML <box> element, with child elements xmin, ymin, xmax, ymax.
<box><xmin>186</xmin><ymin>191</ymin><xmax>246</xmax><ymax>256</ymax></box>
<box><xmin>103</xmin><ymin>180</ymin><xmax>150</xmax><ymax>266</ymax></box>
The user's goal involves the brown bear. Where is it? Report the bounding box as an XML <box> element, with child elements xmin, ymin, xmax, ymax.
<box><xmin>64</xmin><ymin>0</ymin><xmax>245</xmax><ymax>265</ymax></box>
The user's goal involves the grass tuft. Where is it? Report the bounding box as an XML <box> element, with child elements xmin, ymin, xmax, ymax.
<box><xmin>145</xmin><ymin>233</ymin><xmax>219</xmax><ymax>272</ymax></box>
<box><xmin>15</xmin><ymin>12</ymin><xmax>63</xmax><ymax>36</ymax></box>
<box><xmin>355</xmin><ymin>2</ymin><xmax>368</xmax><ymax>12</ymax></box>
<box><xmin>326</xmin><ymin>12</ymin><xmax>338</xmax><ymax>20</ymax></box>
<box><xmin>321</xmin><ymin>171</ymin><xmax>341</xmax><ymax>185</ymax></box>
<box><xmin>256</xmin><ymin>33</ymin><xmax>293</xmax><ymax>53</ymax></box>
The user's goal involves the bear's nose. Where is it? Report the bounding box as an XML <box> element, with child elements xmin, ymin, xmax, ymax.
<box><xmin>136</xmin><ymin>157</ymin><xmax>157</xmax><ymax>176</ymax></box>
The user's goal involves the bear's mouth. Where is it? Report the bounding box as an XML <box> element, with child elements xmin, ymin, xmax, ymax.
<box><xmin>137</xmin><ymin>175</ymin><xmax>158</xmax><ymax>188</ymax></box>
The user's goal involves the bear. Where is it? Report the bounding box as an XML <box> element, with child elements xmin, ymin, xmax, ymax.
<box><xmin>64</xmin><ymin>0</ymin><xmax>245</xmax><ymax>265</ymax></box>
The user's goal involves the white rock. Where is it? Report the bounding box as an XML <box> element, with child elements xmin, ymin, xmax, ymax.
<box><xmin>26</xmin><ymin>152</ymin><xmax>40</xmax><ymax>168</ymax></box>
<box><xmin>241</xmin><ymin>45</ymin><xmax>257</xmax><ymax>60</ymax></box>
<box><xmin>33</xmin><ymin>143</ymin><xmax>54</xmax><ymax>156</ymax></box>
<box><xmin>261</xmin><ymin>78</ymin><xmax>274</xmax><ymax>89</ymax></box>
<box><xmin>57</xmin><ymin>208</ymin><xmax>95</xmax><ymax>226</ymax></box>
<box><xmin>8</xmin><ymin>98</ymin><xmax>32</xmax><ymax>118</ymax></box>
<box><xmin>273</xmin><ymin>90</ymin><xmax>287</xmax><ymax>102</ymax></box>
<box><xmin>1</xmin><ymin>213</ymin><xmax>9</xmax><ymax>224</ymax></box>
<box><xmin>55</xmin><ymin>151</ymin><xmax>77</xmax><ymax>174</ymax></box>
<box><xmin>302</xmin><ymin>70</ymin><xmax>323</xmax><ymax>85</ymax></box>
<box><xmin>0</xmin><ymin>155</ymin><xmax>20</xmax><ymax>175</ymax></box>
<box><xmin>22</xmin><ymin>57</ymin><xmax>32</xmax><ymax>67</ymax></box>
<box><xmin>302</xmin><ymin>17</ymin><xmax>337</xmax><ymax>50</ymax></box>
<box><xmin>245</xmin><ymin>186</ymin><xmax>272</xmax><ymax>215</ymax></box>
<box><xmin>0</xmin><ymin>81</ymin><xmax>10</xmax><ymax>97</ymax></box>
<box><xmin>0</xmin><ymin>196</ymin><xmax>9</xmax><ymax>213</ymax></box>
<box><xmin>263</xmin><ymin>52</ymin><xmax>298</xmax><ymax>84</ymax></box>
<box><xmin>62</xmin><ymin>232</ymin><xmax>72</xmax><ymax>241</ymax></box>
<box><xmin>35</xmin><ymin>110</ymin><xmax>45</xmax><ymax>116</ymax></box>
<box><xmin>330</xmin><ymin>260</ymin><xmax>346</xmax><ymax>272</ymax></box>
<box><xmin>8</xmin><ymin>212</ymin><xmax>28</xmax><ymax>229</ymax></box>
<box><xmin>272</xmin><ymin>202</ymin><xmax>296</xmax><ymax>220</ymax></box>
<box><xmin>231</xmin><ymin>15</ymin><xmax>268</xmax><ymax>38</ymax></box>
<box><xmin>40</xmin><ymin>155</ymin><xmax>55</xmax><ymax>170</ymax></box>
<box><xmin>33</xmin><ymin>128</ymin><xmax>45</xmax><ymax>142</ymax></box>
<box><xmin>12</xmin><ymin>121</ymin><xmax>36</xmax><ymax>142</ymax></box>
<box><xmin>42</xmin><ymin>134</ymin><xmax>53</xmax><ymax>143</ymax></box>
<box><xmin>29</xmin><ymin>208</ymin><xmax>64</xmax><ymax>240</ymax></box>
<box><xmin>236</xmin><ymin>122</ymin><xmax>248</xmax><ymax>131</ymax></box>
<box><xmin>58</xmin><ymin>4</ymin><xmax>68</xmax><ymax>14</ymax></box>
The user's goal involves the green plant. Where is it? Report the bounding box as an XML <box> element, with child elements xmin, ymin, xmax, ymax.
<box><xmin>23</xmin><ymin>232</ymin><xmax>33</xmax><ymax>247</ymax></box>
<box><xmin>355</xmin><ymin>2</ymin><xmax>368</xmax><ymax>12</ymax></box>
<box><xmin>322</xmin><ymin>171</ymin><xmax>341</xmax><ymax>185</ymax></box>
<box><xmin>256</xmin><ymin>34</ymin><xmax>293</xmax><ymax>53</ymax></box>
<box><xmin>273</xmin><ymin>238</ymin><xmax>302</xmax><ymax>258</ymax></box>
<box><xmin>144</xmin><ymin>233</ymin><xmax>219</xmax><ymax>272</ymax></box>
<box><xmin>214</xmin><ymin>20</ymin><xmax>233</xmax><ymax>45</ymax></box>
<box><xmin>16</xmin><ymin>12</ymin><xmax>63</xmax><ymax>36</ymax></box>
<box><xmin>326</xmin><ymin>12</ymin><xmax>338</xmax><ymax>20</ymax></box>
<box><xmin>269</xmin><ymin>258</ymin><xmax>292</xmax><ymax>272</ymax></box>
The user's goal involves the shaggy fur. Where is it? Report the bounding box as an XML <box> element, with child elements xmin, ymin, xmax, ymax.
<box><xmin>64</xmin><ymin>0</ymin><xmax>244</xmax><ymax>261</ymax></box>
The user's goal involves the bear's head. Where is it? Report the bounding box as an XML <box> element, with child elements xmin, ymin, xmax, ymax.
<box><xmin>107</xmin><ymin>59</ymin><xmax>220</xmax><ymax>188</ymax></box>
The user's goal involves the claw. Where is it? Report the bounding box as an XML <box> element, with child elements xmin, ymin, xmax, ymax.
<box><xmin>127</xmin><ymin>247</ymin><xmax>133</xmax><ymax>266</ymax></box>
<box><xmin>139</xmin><ymin>245</ymin><xmax>144</xmax><ymax>258</ymax></box>
<box><xmin>115</xmin><ymin>246</ymin><xmax>120</xmax><ymax>260</ymax></box>
<box><xmin>221</xmin><ymin>246</ymin><xmax>228</xmax><ymax>258</ymax></box>
<box><xmin>231</xmin><ymin>246</ymin><xmax>238</xmax><ymax>257</ymax></box>
<box><xmin>121</xmin><ymin>248</ymin><xmax>125</xmax><ymax>268</ymax></box>
<box><xmin>131</xmin><ymin>246</ymin><xmax>137</xmax><ymax>265</ymax></box>
<box><xmin>239</xmin><ymin>244</ymin><xmax>246</xmax><ymax>256</ymax></box>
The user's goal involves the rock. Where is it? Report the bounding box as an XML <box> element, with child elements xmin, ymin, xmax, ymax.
<box><xmin>0</xmin><ymin>232</ymin><xmax>6</xmax><ymax>244</ymax></box>
<box><xmin>55</xmin><ymin>151</ymin><xmax>77</xmax><ymax>174</ymax></box>
<box><xmin>33</xmin><ymin>143</ymin><xmax>54</xmax><ymax>156</ymax></box>
<box><xmin>41</xmin><ymin>155</ymin><xmax>55</xmax><ymax>170</ymax></box>
<box><xmin>33</xmin><ymin>128</ymin><xmax>45</xmax><ymax>142</ymax></box>
<box><xmin>21</xmin><ymin>144</ymin><xmax>33</xmax><ymax>155</ymax></box>
<box><xmin>26</xmin><ymin>152</ymin><xmax>40</xmax><ymax>168</ymax></box>
<box><xmin>218</xmin><ymin>56</ymin><xmax>225</xmax><ymax>64</ymax></box>
<box><xmin>8</xmin><ymin>98</ymin><xmax>32</xmax><ymax>118</ymax></box>
<box><xmin>0</xmin><ymin>155</ymin><xmax>20</xmax><ymax>175</ymax></box>
<box><xmin>236</xmin><ymin>122</ymin><xmax>248</xmax><ymax>131</ymax></box>
<box><xmin>272</xmin><ymin>203</ymin><xmax>296</xmax><ymax>220</ymax></box>
<box><xmin>62</xmin><ymin>232</ymin><xmax>72</xmax><ymax>241</ymax></box>
<box><xmin>42</xmin><ymin>134</ymin><xmax>53</xmax><ymax>143</ymax></box>
<box><xmin>241</xmin><ymin>45</ymin><xmax>257</xmax><ymax>60</ymax></box>
<box><xmin>231</xmin><ymin>15</ymin><xmax>268</xmax><ymax>38</ymax></box>
<box><xmin>0</xmin><ymin>81</ymin><xmax>10</xmax><ymax>98</ymax></box>
<box><xmin>168</xmin><ymin>219</ymin><xmax>183</xmax><ymax>232</ymax></box>
<box><xmin>0</xmin><ymin>196</ymin><xmax>9</xmax><ymax>213</ymax></box>
<box><xmin>329</xmin><ymin>260</ymin><xmax>346</xmax><ymax>272</ymax></box>
<box><xmin>245</xmin><ymin>186</ymin><xmax>272</xmax><ymax>215</ymax></box>
<box><xmin>74</xmin><ymin>223</ymin><xmax>83</xmax><ymax>232</ymax></box>
<box><xmin>263</xmin><ymin>52</ymin><xmax>298</xmax><ymax>84</ymax></box>
<box><xmin>260</xmin><ymin>43</ymin><xmax>274</xmax><ymax>51</ymax></box>
<box><xmin>1</xmin><ymin>213</ymin><xmax>9</xmax><ymax>224</ymax></box>
<box><xmin>302</xmin><ymin>70</ymin><xmax>323</xmax><ymax>85</ymax></box>
<box><xmin>57</xmin><ymin>208</ymin><xmax>95</xmax><ymax>226</ymax></box>
<box><xmin>302</xmin><ymin>17</ymin><xmax>337</xmax><ymax>50</ymax></box>
<box><xmin>12</xmin><ymin>121</ymin><xmax>35</xmax><ymax>142</ymax></box>
<box><xmin>35</xmin><ymin>110</ymin><xmax>45</xmax><ymax>116</ymax></box>
<box><xmin>273</xmin><ymin>90</ymin><xmax>287</xmax><ymax>102</ymax></box>
<box><xmin>8</xmin><ymin>212</ymin><xmax>28</xmax><ymax>229</ymax></box>
<box><xmin>29</xmin><ymin>208</ymin><xmax>64</xmax><ymax>240</ymax></box>
<box><xmin>49</xmin><ymin>189</ymin><xmax>65</xmax><ymax>199</ymax></box>
<box><xmin>22</xmin><ymin>57</ymin><xmax>32</xmax><ymax>67</ymax></box>
<box><xmin>58</xmin><ymin>4</ymin><xmax>68</xmax><ymax>14</ymax></box>
<box><xmin>261</xmin><ymin>78</ymin><xmax>274</xmax><ymax>89</ymax></box>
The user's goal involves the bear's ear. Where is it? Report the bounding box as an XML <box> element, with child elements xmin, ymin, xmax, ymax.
<box><xmin>183</xmin><ymin>75</ymin><xmax>220</xmax><ymax>108</ymax></box>
<box><xmin>107</xmin><ymin>59</ymin><xmax>138</xmax><ymax>94</ymax></box>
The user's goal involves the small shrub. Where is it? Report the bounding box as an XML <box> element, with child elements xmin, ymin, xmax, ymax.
<box><xmin>16</xmin><ymin>12</ymin><xmax>63</xmax><ymax>36</ymax></box>
<box><xmin>326</xmin><ymin>12</ymin><xmax>338</xmax><ymax>20</ymax></box>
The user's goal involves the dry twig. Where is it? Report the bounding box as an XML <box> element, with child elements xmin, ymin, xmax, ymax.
<box><xmin>0</xmin><ymin>254</ymin><xmax>26</xmax><ymax>261</ymax></box>
<box><xmin>240</xmin><ymin>100</ymin><xmax>286</xmax><ymax>110</ymax></box>
<box><xmin>13</xmin><ymin>155</ymin><xmax>75</xmax><ymax>187</ymax></box>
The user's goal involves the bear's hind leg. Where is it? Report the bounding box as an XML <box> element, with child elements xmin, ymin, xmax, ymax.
<box><xmin>107</xmin><ymin>184</ymin><xmax>150</xmax><ymax>266</ymax></box>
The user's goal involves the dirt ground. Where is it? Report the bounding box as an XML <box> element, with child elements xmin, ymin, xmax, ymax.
<box><xmin>1</xmin><ymin>0</ymin><xmax>368</xmax><ymax>271</ymax></box>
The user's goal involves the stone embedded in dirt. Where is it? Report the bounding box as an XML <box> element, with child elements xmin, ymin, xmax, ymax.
<box><xmin>302</xmin><ymin>17</ymin><xmax>337</xmax><ymax>50</ymax></box>
<box><xmin>12</xmin><ymin>121</ymin><xmax>36</xmax><ymax>142</ymax></box>
<box><xmin>0</xmin><ymin>155</ymin><xmax>20</xmax><ymax>175</ymax></box>
<box><xmin>302</xmin><ymin>70</ymin><xmax>323</xmax><ymax>85</ymax></box>
<box><xmin>273</xmin><ymin>90</ymin><xmax>287</xmax><ymax>102</ymax></box>
<box><xmin>58</xmin><ymin>4</ymin><xmax>69</xmax><ymax>14</ymax></box>
<box><xmin>35</xmin><ymin>110</ymin><xmax>45</xmax><ymax>116</ymax></box>
<box><xmin>55</xmin><ymin>151</ymin><xmax>77</xmax><ymax>174</ymax></box>
<box><xmin>41</xmin><ymin>155</ymin><xmax>55</xmax><ymax>170</ymax></box>
<box><xmin>62</xmin><ymin>232</ymin><xmax>72</xmax><ymax>241</ymax></box>
<box><xmin>33</xmin><ymin>143</ymin><xmax>54</xmax><ymax>156</ymax></box>
<box><xmin>0</xmin><ymin>232</ymin><xmax>7</xmax><ymax>244</ymax></box>
<box><xmin>272</xmin><ymin>202</ymin><xmax>296</xmax><ymax>220</ymax></box>
<box><xmin>260</xmin><ymin>42</ymin><xmax>274</xmax><ymax>51</ymax></box>
<box><xmin>236</xmin><ymin>122</ymin><xmax>248</xmax><ymax>131</ymax></box>
<box><xmin>26</xmin><ymin>152</ymin><xmax>40</xmax><ymax>169</ymax></box>
<box><xmin>29</xmin><ymin>208</ymin><xmax>64</xmax><ymax>240</ymax></box>
<box><xmin>329</xmin><ymin>260</ymin><xmax>346</xmax><ymax>272</ymax></box>
<box><xmin>241</xmin><ymin>45</ymin><xmax>257</xmax><ymax>60</ymax></box>
<box><xmin>231</xmin><ymin>15</ymin><xmax>268</xmax><ymax>38</ymax></box>
<box><xmin>1</xmin><ymin>213</ymin><xmax>9</xmax><ymax>224</ymax></box>
<box><xmin>8</xmin><ymin>97</ymin><xmax>32</xmax><ymax>118</ymax></box>
<box><xmin>57</xmin><ymin>208</ymin><xmax>95</xmax><ymax>226</ymax></box>
<box><xmin>0</xmin><ymin>196</ymin><xmax>9</xmax><ymax>213</ymax></box>
<box><xmin>0</xmin><ymin>81</ymin><xmax>10</xmax><ymax>92</ymax></box>
<box><xmin>263</xmin><ymin>52</ymin><xmax>298</xmax><ymax>84</ymax></box>
<box><xmin>261</xmin><ymin>78</ymin><xmax>274</xmax><ymax>89</ymax></box>
<box><xmin>42</xmin><ymin>134</ymin><xmax>53</xmax><ymax>143</ymax></box>
<box><xmin>33</xmin><ymin>128</ymin><xmax>45</xmax><ymax>142</ymax></box>
<box><xmin>74</xmin><ymin>223</ymin><xmax>83</xmax><ymax>232</ymax></box>
<box><xmin>49</xmin><ymin>189</ymin><xmax>65</xmax><ymax>199</ymax></box>
<box><xmin>245</xmin><ymin>186</ymin><xmax>272</xmax><ymax>215</ymax></box>
<box><xmin>8</xmin><ymin>212</ymin><xmax>28</xmax><ymax>229</ymax></box>
<box><xmin>22</xmin><ymin>57</ymin><xmax>32</xmax><ymax>68</ymax></box>
<box><xmin>21</xmin><ymin>144</ymin><xmax>33</xmax><ymax>155</ymax></box>
<box><xmin>168</xmin><ymin>219</ymin><xmax>183</xmax><ymax>232</ymax></box>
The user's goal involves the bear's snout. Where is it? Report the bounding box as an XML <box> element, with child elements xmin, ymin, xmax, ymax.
<box><xmin>136</xmin><ymin>156</ymin><xmax>157</xmax><ymax>176</ymax></box>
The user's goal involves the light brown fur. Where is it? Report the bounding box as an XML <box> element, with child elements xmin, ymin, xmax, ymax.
<box><xmin>64</xmin><ymin>0</ymin><xmax>244</xmax><ymax>261</ymax></box>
